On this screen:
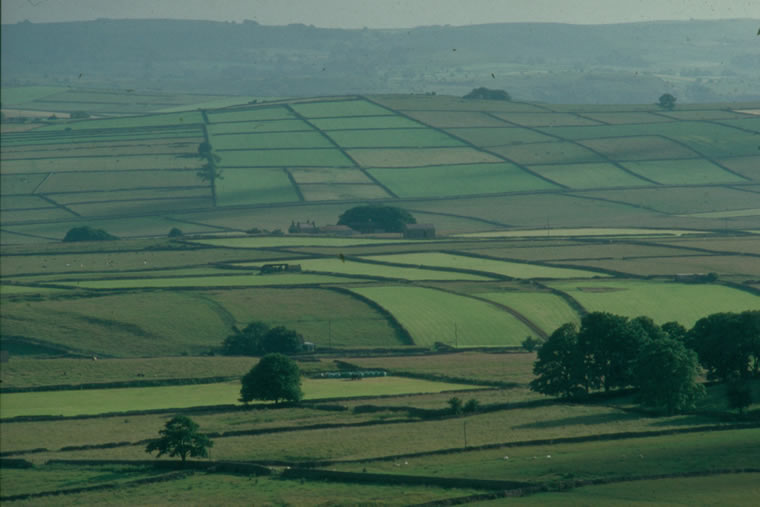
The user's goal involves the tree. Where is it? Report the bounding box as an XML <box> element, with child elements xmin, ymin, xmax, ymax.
<box><xmin>222</xmin><ymin>321</ymin><xmax>270</xmax><ymax>356</ymax></box>
<box><xmin>521</xmin><ymin>336</ymin><xmax>543</xmax><ymax>352</ymax></box>
<box><xmin>725</xmin><ymin>373</ymin><xmax>752</xmax><ymax>415</ymax></box>
<box><xmin>337</xmin><ymin>205</ymin><xmax>416</xmax><ymax>233</ymax></box>
<box><xmin>197</xmin><ymin>141</ymin><xmax>222</xmax><ymax>183</ymax></box>
<box><xmin>260</xmin><ymin>326</ymin><xmax>304</xmax><ymax>355</ymax></box>
<box><xmin>463</xmin><ymin>87</ymin><xmax>511</xmax><ymax>101</ymax></box>
<box><xmin>168</xmin><ymin>227</ymin><xmax>184</xmax><ymax>238</ymax></box>
<box><xmin>530</xmin><ymin>323</ymin><xmax>587</xmax><ymax>399</ymax></box>
<box><xmin>240</xmin><ymin>353</ymin><xmax>302</xmax><ymax>404</ymax></box>
<box><xmin>145</xmin><ymin>415</ymin><xmax>213</xmax><ymax>463</ymax></box>
<box><xmin>63</xmin><ymin>226</ymin><xmax>118</xmax><ymax>242</ymax></box>
<box><xmin>635</xmin><ymin>336</ymin><xmax>704</xmax><ymax>415</ymax></box>
<box><xmin>688</xmin><ymin>311</ymin><xmax>760</xmax><ymax>381</ymax></box>
<box><xmin>658</xmin><ymin>93</ymin><xmax>677</xmax><ymax>110</ymax></box>
<box><xmin>448</xmin><ymin>396</ymin><xmax>463</xmax><ymax>415</ymax></box>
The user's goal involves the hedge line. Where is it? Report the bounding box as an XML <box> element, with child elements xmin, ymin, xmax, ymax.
<box><xmin>0</xmin><ymin>376</ymin><xmax>238</xmax><ymax>394</ymax></box>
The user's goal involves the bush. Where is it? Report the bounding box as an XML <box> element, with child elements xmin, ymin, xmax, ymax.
<box><xmin>63</xmin><ymin>226</ymin><xmax>119</xmax><ymax>242</ymax></box>
<box><xmin>448</xmin><ymin>396</ymin><xmax>463</xmax><ymax>416</ymax></box>
<box><xmin>522</xmin><ymin>336</ymin><xmax>543</xmax><ymax>352</ymax></box>
<box><xmin>168</xmin><ymin>227</ymin><xmax>184</xmax><ymax>238</ymax></box>
<box><xmin>463</xmin><ymin>87</ymin><xmax>511</xmax><ymax>101</ymax></box>
<box><xmin>463</xmin><ymin>399</ymin><xmax>480</xmax><ymax>414</ymax></box>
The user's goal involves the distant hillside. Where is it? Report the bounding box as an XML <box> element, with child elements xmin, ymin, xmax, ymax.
<box><xmin>2</xmin><ymin>19</ymin><xmax>759</xmax><ymax>103</ymax></box>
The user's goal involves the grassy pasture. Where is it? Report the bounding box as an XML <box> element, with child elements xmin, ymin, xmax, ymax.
<box><xmin>288</xmin><ymin>167</ymin><xmax>373</xmax><ymax>184</ymax></box>
<box><xmin>310</xmin><ymin>115</ymin><xmax>425</xmax><ymax>130</ymax></box>
<box><xmin>216</xmin><ymin>148</ymin><xmax>353</xmax><ymax>167</ymax></box>
<box><xmin>1</xmin><ymin>154</ymin><xmax>203</xmax><ymax>173</ymax></box>
<box><xmin>214</xmin><ymin>167</ymin><xmax>298</xmax><ymax>206</ymax></box>
<box><xmin>290</xmin><ymin>99</ymin><xmax>393</xmax><ymax>117</ymax></box>
<box><xmin>528</xmin><ymin>162</ymin><xmax>653</xmax><ymax>188</ymax></box>
<box><xmin>577</xmin><ymin>111</ymin><xmax>675</xmax><ymax>124</ymax></box>
<box><xmin>0</xmin><ymin>129</ymin><xmax>203</xmax><ymax>146</ymax></box>
<box><xmin>661</xmin><ymin>109</ymin><xmax>754</xmax><ymax>120</ymax></box>
<box><xmin>480</xmin><ymin>291</ymin><xmax>581</xmax><ymax>334</ymax></box>
<box><xmin>47</xmin><ymin>188</ymin><xmax>209</xmax><ymax>205</ymax></box>
<box><xmin>326</xmin><ymin>128</ymin><xmax>465</xmax><ymax>148</ymax></box>
<box><xmin>621</xmin><ymin>159</ymin><xmax>748</xmax><ymax>185</ymax></box>
<box><xmin>209</xmin><ymin>131</ymin><xmax>333</xmax><ymax>150</ymax></box>
<box><xmin>657</xmin><ymin>235</ymin><xmax>760</xmax><ymax>255</ymax></box>
<box><xmin>38</xmin><ymin>111</ymin><xmax>204</xmax><ymax>131</ymax></box>
<box><xmin>347</xmin><ymin>147</ymin><xmax>502</xmax><ymax>167</ymax></box>
<box><xmin>572</xmin><ymin>186</ymin><xmax>760</xmax><ymax>214</ymax></box>
<box><xmin>0</xmin><ymin>469</ymin><xmax>482</xmax><ymax>507</ymax></box>
<box><xmin>0</xmin><ymin>377</ymin><xmax>484</xmax><ymax>418</ymax></box>
<box><xmin>36</xmin><ymin>170</ymin><xmax>202</xmax><ymax>193</ymax></box>
<box><xmin>2</xmin><ymin>208</ymin><xmax>77</xmax><ymax>223</ymax></box>
<box><xmin>1</xmin><ymin>86</ymin><xmax>67</xmax><ymax>105</ymax></box>
<box><xmin>402</xmin><ymin>110</ymin><xmax>511</xmax><ymax>128</ymax></box>
<box><xmin>491</xmin><ymin>142</ymin><xmax>603</xmax><ymax>165</ymax></box>
<box><xmin>558</xmin><ymin>254</ymin><xmax>760</xmax><ymax>278</ymax></box>
<box><xmin>1</xmin><ymin>195</ymin><xmax>56</xmax><ymax>210</ymax></box>
<box><xmin>298</xmin><ymin>183</ymin><xmax>392</xmax><ymax>201</ymax></box>
<box><xmin>718</xmin><ymin>156</ymin><xmax>760</xmax><ymax>180</ymax></box>
<box><xmin>447</xmin><ymin>127</ymin><xmax>557</xmax><ymax>146</ymax></box>
<box><xmin>192</xmin><ymin>236</ymin><xmax>416</xmax><ymax>249</ymax></box>
<box><xmin>206</xmin><ymin>119</ymin><xmax>312</xmax><ymax>134</ymax></box>
<box><xmin>0</xmin><ymin>137</ymin><xmax>202</xmax><ymax>157</ymax></box>
<box><xmin>716</xmin><ymin>117</ymin><xmax>760</xmax><ymax>133</ymax></box>
<box><xmin>372</xmin><ymin>94</ymin><xmax>545</xmax><ymax>112</ymax></box>
<box><xmin>493</xmin><ymin>112</ymin><xmax>602</xmax><ymax>127</ymax></box>
<box><xmin>369</xmin><ymin>162</ymin><xmax>558</xmax><ymax>198</ymax></box>
<box><xmin>548</xmin><ymin>279</ymin><xmax>760</xmax><ymax>327</ymax></box>
<box><xmin>59</xmin><ymin>272</ymin><xmax>350</xmax><ymax>290</ymax></box>
<box><xmin>362</xmin><ymin>252</ymin><xmax>608</xmax><ymax>279</ymax></box>
<box><xmin>66</xmin><ymin>197</ymin><xmax>213</xmax><ymax>217</ymax></box>
<box><xmin>206</xmin><ymin>106</ymin><xmax>296</xmax><ymax>123</ymax></box>
<box><xmin>577</xmin><ymin>136</ymin><xmax>699</xmax><ymax>161</ymax></box>
<box><xmin>234</xmin><ymin>257</ymin><xmax>493</xmax><ymax>281</ymax></box>
<box><xmin>350</xmin><ymin>286</ymin><xmax>536</xmax><ymax>347</ymax></box>
<box><xmin>0</xmin><ymin>174</ymin><xmax>48</xmax><ymax>194</ymax></box>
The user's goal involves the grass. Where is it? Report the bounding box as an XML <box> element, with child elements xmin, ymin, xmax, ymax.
<box><xmin>557</xmin><ymin>254</ymin><xmax>760</xmax><ymax>278</ymax></box>
<box><xmin>528</xmin><ymin>163</ymin><xmax>653</xmax><ymax>188</ymax></box>
<box><xmin>206</xmin><ymin>119</ymin><xmax>312</xmax><ymax>134</ymax></box>
<box><xmin>310</xmin><ymin>115</ymin><xmax>424</xmax><ymax>130</ymax></box>
<box><xmin>621</xmin><ymin>159</ymin><xmax>748</xmax><ymax>185</ymax></box>
<box><xmin>209</xmin><ymin>131</ymin><xmax>333</xmax><ymax>150</ymax></box>
<box><xmin>347</xmin><ymin>147</ymin><xmax>502</xmax><ymax>167</ymax></box>
<box><xmin>38</xmin><ymin>111</ymin><xmax>204</xmax><ymax>131</ymax></box>
<box><xmin>206</xmin><ymin>107</ymin><xmax>296</xmax><ymax>123</ymax></box>
<box><xmin>59</xmin><ymin>273</ymin><xmax>351</xmax><ymax>290</ymax></box>
<box><xmin>578</xmin><ymin>111</ymin><xmax>674</xmax><ymax>124</ymax></box>
<box><xmin>216</xmin><ymin>148</ymin><xmax>353</xmax><ymax>167</ymax></box>
<box><xmin>0</xmin><ymin>174</ymin><xmax>48</xmax><ymax>195</ymax></box>
<box><xmin>368</xmin><ymin>162</ymin><xmax>558</xmax><ymax>198</ymax></box>
<box><xmin>326</xmin><ymin>128</ymin><xmax>464</xmax><ymax>148</ymax></box>
<box><xmin>192</xmin><ymin>236</ymin><xmax>418</xmax><ymax>248</ymax></box>
<box><xmin>1</xmin><ymin>154</ymin><xmax>203</xmax><ymax>173</ymax></box>
<box><xmin>717</xmin><ymin>156</ymin><xmax>760</xmax><ymax>179</ymax></box>
<box><xmin>36</xmin><ymin>170</ymin><xmax>202</xmax><ymax>193</ymax></box>
<box><xmin>547</xmin><ymin>279</ymin><xmax>760</xmax><ymax>327</ymax></box>
<box><xmin>480</xmin><ymin>291</ymin><xmax>581</xmax><ymax>334</ymax></box>
<box><xmin>288</xmin><ymin>167</ymin><xmax>373</xmax><ymax>184</ymax></box>
<box><xmin>403</xmin><ymin>110</ymin><xmax>512</xmax><ymax>128</ymax></box>
<box><xmin>0</xmin><ymin>377</ymin><xmax>485</xmax><ymax>418</ymax></box>
<box><xmin>362</xmin><ymin>252</ymin><xmax>608</xmax><ymax>279</ymax></box>
<box><xmin>578</xmin><ymin>136</ymin><xmax>700</xmax><ymax>161</ymax></box>
<box><xmin>299</xmin><ymin>183</ymin><xmax>391</xmax><ymax>201</ymax></box>
<box><xmin>350</xmin><ymin>286</ymin><xmax>536</xmax><ymax>347</ymax></box>
<box><xmin>215</xmin><ymin>167</ymin><xmax>299</xmax><ymax>206</ymax></box>
<box><xmin>290</xmin><ymin>99</ymin><xmax>394</xmax><ymax>118</ymax></box>
<box><xmin>447</xmin><ymin>127</ymin><xmax>557</xmax><ymax>147</ymax></box>
<box><xmin>491</xmin><ymin>142</ymin><xmax>603</xmax><ymax>165</ymax></box>
<box><xmin>492</xmin><ymin>112</ymin><xmax>602</xmax><ymax>127</ymax></box>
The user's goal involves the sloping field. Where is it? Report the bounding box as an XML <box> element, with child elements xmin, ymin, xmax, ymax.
<box><xmin>547</xmin><ymin>279</ymin><xmax>760</xmax><ymax>327</ymax></box>
<box><xmin>621</xmin><ymin>159</ymin><xmax>748</xmax><ymax>185</ymax></box>
<box><xmin>209</xmin><ymin>131</ymin><xmax>333</xmax><ymax>150</ymax></box>
<box><xmin>347</xmin><ymin>147</ymin><xmax>501</xmax><ymax>167</ymax></box>
<box><xmin>491</xmin><ymin>142</ymin><xmax>603</xmax><ymax>165</ymax></box>
<box><xmin>528</xmin><ymin>162</ymin><xmax>653</xmax><ymax>188</ymax></box>
<box><xmin>363</xmin><ymin>252</ymin><xmax>608</xmax><ymax>279</ymax></box>
<box><xmin>299</xmin><ymin>183</ymin><xmax>391</xmax><ymax>201</ymax></box>
<box><xmin>480</xmin><ymin>290</ymin><xmax>581</xmax><ymax>334</ymax></box>
<box><xmin>327</xmin><ymin>128</ymin><xmax>464</xmax><ymax>148</ymax></box>
<box><xmin>291</xmin><ymin>99</ymin><xmax>394</xmax><ymax>117</ymax></box>
<box><xmin>206</xmin><ymin>106</ymin><xmax>296</xmax><ymax>123</ymax></box>
<box><xmin>447</xmin><ymin>127</ymin><xmax>557</xmax><ymax>147</ymax></box>
<box><xmin>217</xmin><ymin>149</ymin><xmax>353</xmax><ymax>167</ymax></box>
<box><xmin>369</xmin><ymin>163</ymin><xmax>558</xmax><ymax>198</ymax></box>
<box><xmin>350</xmin><ymin>286</ymin><xmax>536</xmax><ymax>347</ymax></box>
<box><xmin>207</xmin><ymin>119</ymin><xmax>313</xmax><ymax>134</ymax></box>
<box><xmin>215</xmin><ymin>168</ymin><xmax>299</xmax><ymax>206</ymax></box>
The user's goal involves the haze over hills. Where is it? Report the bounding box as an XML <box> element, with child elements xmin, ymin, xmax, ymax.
<box><xmin>2</xmin><ymin>18</ymin><xmax>759</xmax><ymax>103</ymax></box>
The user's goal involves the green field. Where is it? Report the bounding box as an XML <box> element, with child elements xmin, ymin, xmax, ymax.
<box><xmin>492</xmin><ymin>142</ymin><xmax>603</xmax><ymax>165</ymax></box>
<box><xmin>480</xmin><ymin>291</ymin><xmax>581</xmax><ymax>334</ymax></box>
<box><xmin>528</xmin><ymin>162</ymin><xmax>653</xmax><ymax>188</ymax></box>
<box><xmin>347</xmin><ymin>147</ymin><xmax>502</xmax><ymax>167</ymax></box>
<box><xmin>216</xmin><ymin>148</ymin><xmax>353</xmax><ymax>167</ymax></box>
<box><xmin>369</xmin><ymin>162</ymin><xmax>558</xmax><ymax>197</ymax></box>
<box><xmin>310</xmin><ymin>115</ymin><xmax>424</xmax><ymax>130</ymax></box>
<box><xmin>209</xmin><ymin>131</ymin><xmax>333</xmax><ymax>150</ymax></box>
<box><xmin>206</xmin><ymin>119</ymin><xmax>313</xmax><ymax>134</ymax></box>
<box><xmin>206</xmin><ymin>107</ymin><xmax>296</xmax><ymax>123</ymax></box>
<box><xmin>0</xmin><ymin>377</ymin><xmax>484</xmax><ymax>418</ymax></box>
<box><xmin>621</xmin><ymin>159</ymin><xmax>748</xmax><ymax>185</ymax></box>
<box><xmin>350</xmin><ymin>286</ymin><xmax>537</xmax><ymax>347</ymax></box>
<box><xmin>290</xmin><ymin>99</ymin><xmax>394</xmax><ymax>117</ymax></box>
<box><xmin>326</xmin><ymin>128</ymin><xmax>464</xmax><ymax>148</ymax></box>
<box><xmin>215</xmin><ymin>167</ymin><xmax>299</xmax><ymax>206</ymax></box>
<box><xmin>548</xmin><ymin>279</ymin><xmax>760</xmax><ymax>327</ymax></box>
<box><xmin>447</xmin><ymin>127</ymin><xmax>557</xmax><ymax>146</ymax></box>
<box><xmin>38</xmin><ymin>111</ymin><xmax>205</xmax><ymax>131</ymax></box>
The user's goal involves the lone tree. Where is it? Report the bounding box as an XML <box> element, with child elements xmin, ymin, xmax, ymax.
<box><xmin>463</xmin><ymin>87</ymin><xmax>511</xmax><ymax>101</ymax></box>
<box><xmin>63</xmin><ymin>226</ymin><xmax>118</xmax><ymax>242</ymax></box>
<box><xmin>145</xmin><ymin>415</ymin><xmax>213</xmax><ymax>463</ymax></box>
<box><xmin>240</xmin><ymin>353</ymin><xmax>303</xmax><ymax>404</ymax></box>
<box><xmin>222</xmin><ymin>322</ymin><xmax>304</xmax><ymax>356</ymax></box>
<box><xmin>658</xmin><ymin>93</ymin><xmax>677</xmax><ymax>110</ymax></box>
<box><xmin>338</xmin><ymin>205</ymin><xmax>416</xmax><ymax>233</ymax></box>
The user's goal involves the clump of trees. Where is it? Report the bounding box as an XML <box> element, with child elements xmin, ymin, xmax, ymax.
<box><xmin>530</xmin><ymin>310</ymin><xmax>759</xmax><ymax>415</ymax></box>
<box><xmin>222</xmin><ymin>321</ymin><xmax>305</xmax><ymax>356</ymax></box>
<box><xmin>63</xmin><ymin>226</ymin><xmax>119</xmax><ymax>242</ymax></box>
<box><xmin>240</xmin><ymin>353</ymin><xmax>303</xmax><ymax>404</ymax></box>
<box><xmin>658</xmin><ymin>93</ymin><xmax>677</xmax><ymax>110</ymax></box>
<box><xmin>197</xmin><ymin>140</ymin><xmax>222</xmax><ymax>183</ymax></box>
<box><xmin>338</xmin><ymin>205</ymin><xmax>416</xmax><ymax>233</ymax></box>
<box><xmin>463</xmin><ymin>87</ymin><xmax>511</xmax><ymax>101</ymax></box>
<box><xmin>145</xmin><ymin>415</ymin><xmax>213</xmax><ymax>463</ymax></box>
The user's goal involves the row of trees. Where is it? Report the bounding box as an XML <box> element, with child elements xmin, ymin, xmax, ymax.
<box><xmin>222</xmin><ymin>321</ymin><xmax>305</xmax><ymax>356</ymax></box>
<box><xmin>531</xmin><ymin>311</ymin><xmax>759</xmax><ymax>415</ymax></box>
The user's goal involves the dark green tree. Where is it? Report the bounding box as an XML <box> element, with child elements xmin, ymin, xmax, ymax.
<box><xmin>63</xmin><ymin>226</ymin><xmax>118</xmax><ymax>242</ymax></box>
<box><xmin>222</xmin><ymin>322</ymin><xmax>270</xmax><ymax>356</ymax></box>
<box><xmin>145</xmin><ymin>415</ymin><xmax>213</xmax><ymax>463</ymax></box>
<box><xmin>448</xmin><ymin>396</ymin><xmax>464</xmax><ymax>415</ymax></box>
<box><xmin>725</xmin><ymin>373</ymin><xmax>753</xmax><ymax>415</ymax></box>
<box><xmin>463</xmin><ymin>87</ymin><xmax>511</xmax><ymax>100</ymax></box>
<box><xmin>168</xmin><ymin>227</ymin><xmax>184</xmax><ymax>238</ymax></box>
<box><xmin>337</xmin><ymin>205</ymin><xmax>416</xmax><ymax>233</ymax></box>
<box><xmin>260</xmin><ymin>326</ymin><xmax>304</xmax><ymax>355</ymax></box>
<box><xmin>658</xmin><ymin>93</ymin><xmax>677</xmax><ymax>110</ymax></box>
<box><xmin>688</xmin><ymin>311</ymin><xmax>760</xmax><ymax>381</ymax></box>
<box><xmin>240</xmin><ymin>353</ymin><xmax>302</xmax><ymax>404</ymax></box>
<box><xmin>530</xmin><ymin>323</ymin><xmax>587</xmax><ymax>399</ymax></box>
<box><xmin>635</xmin><ymin>336</ymin><xmax>704</xmax><ymax>415</ymax></box>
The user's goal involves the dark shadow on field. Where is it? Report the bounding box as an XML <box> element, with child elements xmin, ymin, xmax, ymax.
<box><xmin>648</xmin><ymin>415</ymin><xmax>715</xmax><ymax>427</ymax></box>
<box><xmin>512</xmin><ymin>412</ymin><xmax>633</xmax><ymax>429</ymax></box>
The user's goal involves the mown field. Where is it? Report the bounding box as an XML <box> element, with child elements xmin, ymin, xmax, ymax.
<box><xmin>2</xmin><ymin>89</ymin><xmax>759</xmax><ymax>504</ymax></box>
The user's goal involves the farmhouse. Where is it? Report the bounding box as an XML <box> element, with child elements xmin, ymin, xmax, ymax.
<box><xmin>404</xmin><ymin>224</ymin><xmax>436</xmax><ymax>239</ymax></box>
<box><xmin>260</xmin><ymin>263</ymin><xmax>302</xmax><ymax>274</ymax></box>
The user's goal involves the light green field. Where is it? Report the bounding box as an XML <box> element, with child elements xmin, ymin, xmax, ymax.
<box><xmin>1</xmin><ymin>129</ymin><xmax>203</xmax><ymax>146</ymax></box>
<box><xmin>347</xmin><ymin>147</ymin><xmax>502</xmax><ymax>167</ymax></box>
<box><xmin>0</xmin><ymin>285</ymin><xmax>67</xmax><ymax>295</ymax></box>
<box><xmin>0</xmin><ymin>173</ymin><xmax>48</xmax><ymax>194</ymax></box>
<box><xmin>326</xmin><ymin>128</ymin><xmax>464</xmax><ymax>148</ymax></box>
<box><xmin>350</xmin><ymin>286</ymin><xmax>536</xmax><ymax>347</ymax></box>
<box><xmin>59</xmin><ymin>273</ymin><xmax>350</xmax><ymax>290</ymax></box>
<box><xmin>528</xmin><ymin>162</ymin><xmax>653</xmax><ymax>188</ymax></box>
<box><xmin>369</xmin><ymin>162</ymin><xmax>558</xmax><ymax>198</ymax></box>
<box><xmin>1</xmin><ymin>86</ymin><xmax>68</xmax><ymax>105</ymax></box>
<box><xmin>1</xmin><ymin>195</ymin><xmax>55</xmax><ymax>209</ymax></box>
<box><xmin>403</xmin><ymin>110</ymin><xmax>511</xmax><ymax>128</ymax></box>
<box><xmin>206</xmin><ymin>119</ymin><xmax>312</xmax><ymax>134</ymax></box>
<box><xmin>492</xmin><ymin>142</ymin><xmax>603</xmax><ymax>165</ymax></box>
<box><xmin>548</xmin><ymin>279</ymin><xmax>760</xmax><ymax>327</ymax></box>
<box><xmin>38</xmin><ymin>111</ymin><xmax>204</xmax><ymax>131</ymax></box>
<box><xmin>206</xmin><ymin>107</ymin><xmax>295</xmax><ymax>123</ymax></box>
<box><xmin>454</xmin><ymin>228</ymin><xmax>701</xmax><ymax>238</ymax></box>
<box><xmin>680</xmin><ymin>208</ymin><xmax>760</xmax><ymax>218</ymax></box>
<box><xmin>209</xmin><ymin>131</ymin><xmax>332</xmax><ymax>150</ymax></box>
<box><xmin>215</xmin><ymin>167</ymin><xmax>299</xmax><ymax>206</ymax></box>
<box><xmin>1</xmin><ymin>154</ymin><xmax>203</xmax><ymax>173</ymax></box>
<box><xmin>0</xmin><ymin>377</ymin><xmax>483</xmax><ymax>418</ymax></box>
<box><xmin>578</xmin><ymin>111</ymin><xmax>674</xmax><ymax>124</ymax></box>
<box><xmin>717</xmin><ymin>117</ymin><xmax>760</xmax><ymax>133</ymax></box>
<box><xmin>290</xmin><ymin>99</ymin><xmax>393</xmax><ymax>118</ymax></box>
<box><xmin>480</xmin><ymin>291</ymin><xmax>581</xmax><ymax>334</ymax></box>
<box><xmin>310</xmin><ymin>115</ymin><xmax>424</xmax><ymax>130</ymax></box>
<box><xmin>447</xmin><ymin>127</ymin><xmax>557</xmax><ymax>147</ymax></box>
<box><xmin>493</xmin><ymin>112</ymin><xmax>602</xmax><ymax>127</ymax></box>
<box><xmin>298</xmin><ymin>183</ymin><xmax>392</xmax><ymax>201</ymax></box>
<box><xmin>216</xmin><ymin>149</ymin><xmax>353</xmax><ymax>167</ymax></box>
<box><xmin>193</xmin><ymin>236</ymin><xmax>418</xmax><ymax>248</ymax></box>
<box><xmin>622</xmin><ymin>159</ymin><xmax>748</xmax><ymax>185</ymax></box>
<box><xmin>363</xmin><ymin>252</ymin><xmax>607</xmax><ymax>279</ymax></box>
<box><xmin>578</xmin><ymin>136</ymin><xmax>700</xmax><ymax>161</ymax></box>
<box><xmin>36</xmin><ymin>170</ymin><xmax>201</xmax><ymax>193</ymax></box>
<box><xmin>235</xmin><ymin>258</ymin><xmax>494</xmax><ymax>281</ymax></box>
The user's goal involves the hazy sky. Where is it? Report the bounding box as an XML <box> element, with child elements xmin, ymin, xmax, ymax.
<box><xmin>3</xmin><ymin>0</ymin><xmax>759</xmax><ymax>27</ymax></box>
